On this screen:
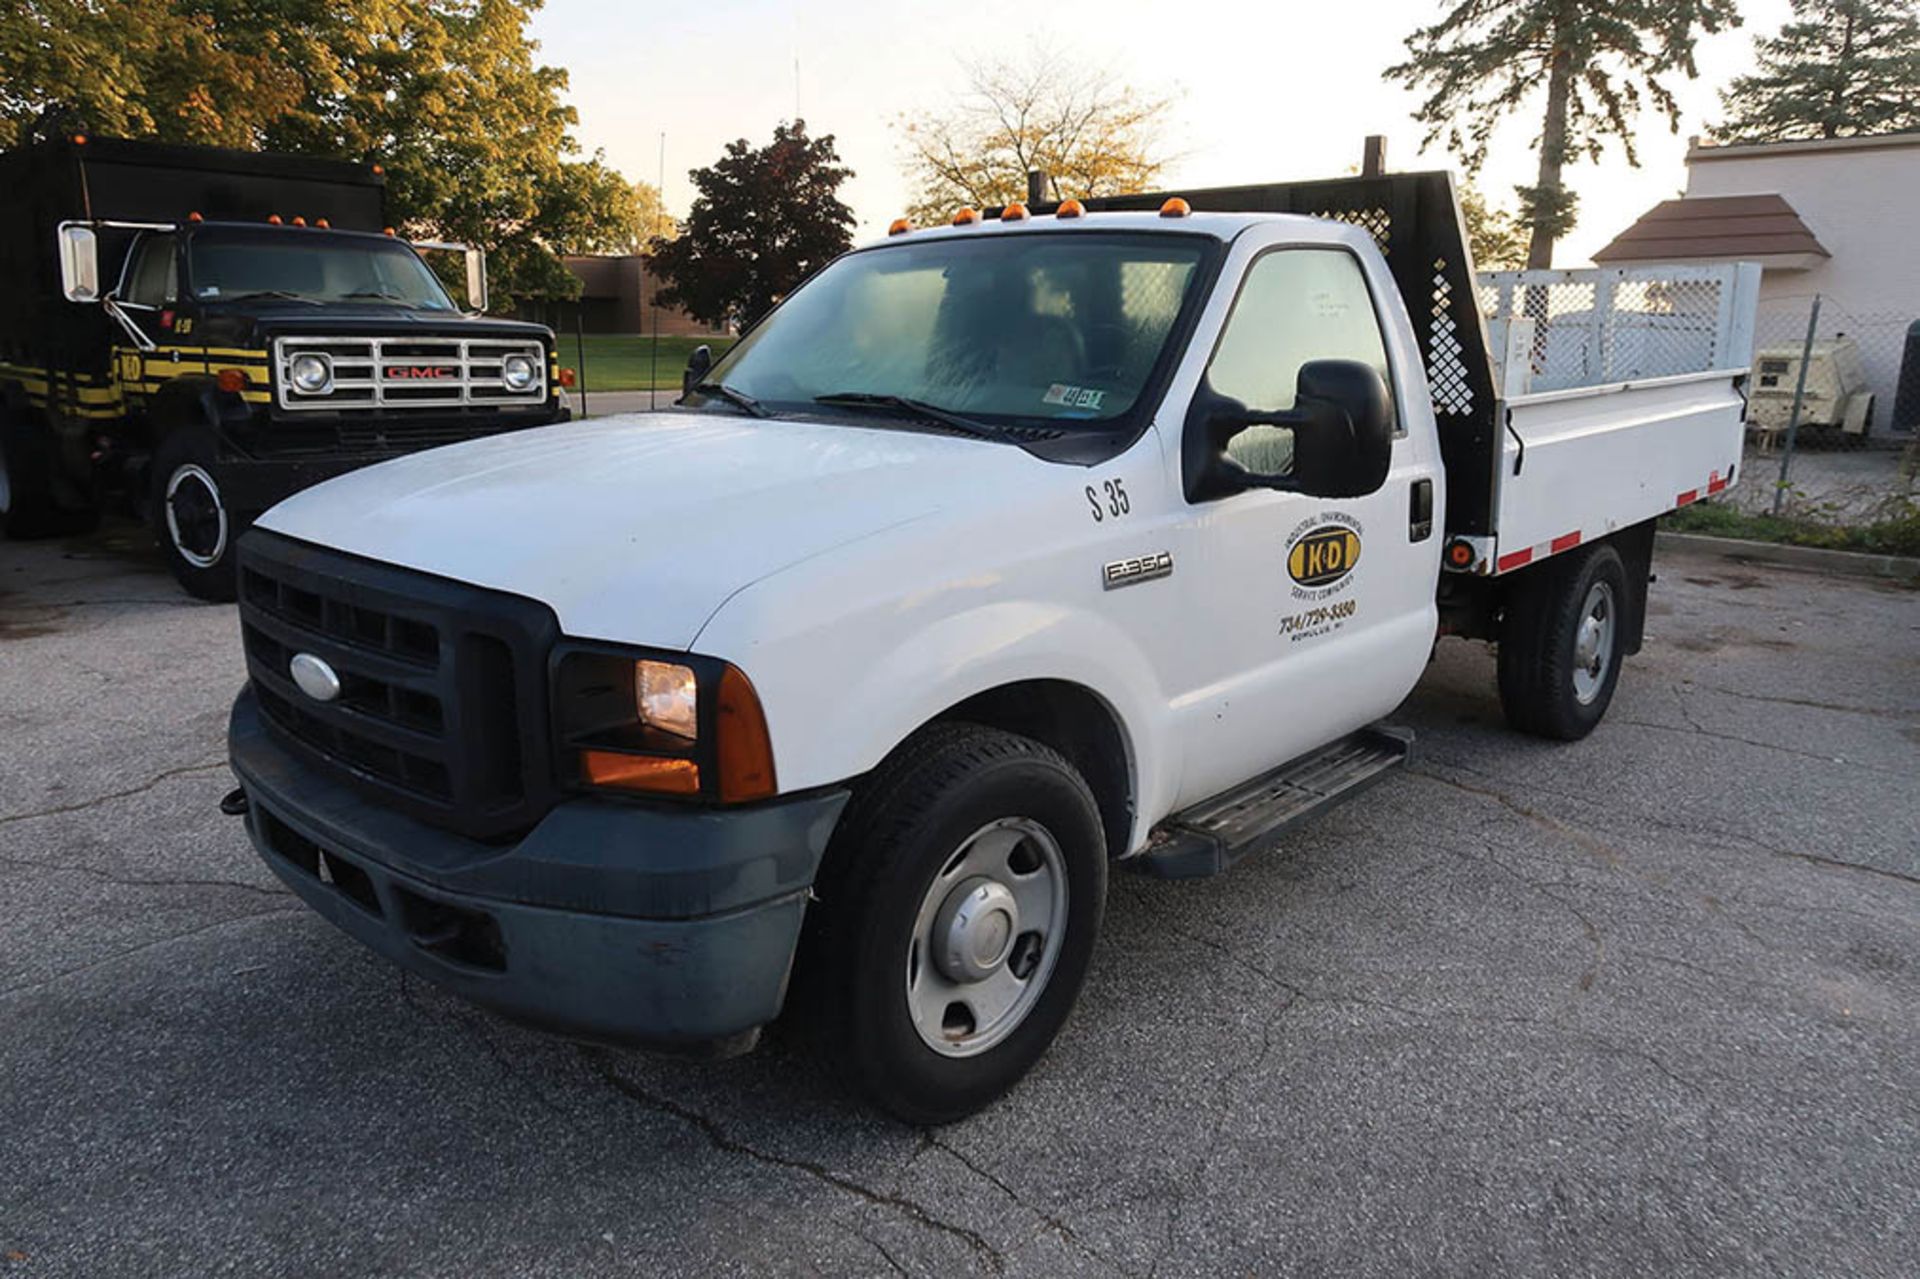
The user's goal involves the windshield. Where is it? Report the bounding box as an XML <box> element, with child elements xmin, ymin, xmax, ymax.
<box><xmin>708</xmin><ymin>232</ymin><xmax>1211</xmax><ymax>426</ymax></box>
<box><xmin>187</xmin><ymin>230</ymin><xmax>457</xmax><ymax>310</ymax></box>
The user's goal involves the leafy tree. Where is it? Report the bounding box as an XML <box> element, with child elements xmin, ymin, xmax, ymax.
<box><xmin>0</xmin><ymin>0</ymin><xmax>303</xmax><ymax>146</ymax></box>
<box><xmin>630</xmin><ymin>180</ymin><xmax>678</xmax><ymax>249</ymax></box>
<box><xmin>650</xmin><ymin>121</ymin><xmax>854</xmax><ymax>331</ymax></box>
<box><xmin>1459</xmin><ymin>185</ymin><xmax>1530</xmax><ymax>269</ymax></box>
<box><xmin>1714</xmin><ymin>0</ymin><xmax>1920</xmax><ymax>142</ymax></box>
<box><xmin>1389</xmin><ymin>1</ymin><xmax>1741</xmax><ymax>268</ymax></box>
<box><xmin>897</xmin><ymin>46</ymin><xmax>1172</xmax><ymax>224</ymax></box>
<box><xmin>0</xmin><ymin>0</ymin><xmax>639</xmax><ymax>308</ymax></box>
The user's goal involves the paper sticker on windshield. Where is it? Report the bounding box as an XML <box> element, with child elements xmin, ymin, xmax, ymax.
<box><xmin>1043</xmin><ymin>383</ymin><xmax>1105</xmax><ymax>410</ymax></box>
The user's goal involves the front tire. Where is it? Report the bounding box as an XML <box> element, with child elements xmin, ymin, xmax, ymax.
<box><xmin>802</xmin><ymin>724</ymin><xmax>1107</xmax><ymax>1124</ymax></box>
<box><xmin>150</xmin><ymin>429</ymin><xmax>241</xmax><ymax>602</ymax></box>
<box><xmin>1497</xmin><ymin>543</ymin><xmax>1629</xmax><ymax>740</ymax></box>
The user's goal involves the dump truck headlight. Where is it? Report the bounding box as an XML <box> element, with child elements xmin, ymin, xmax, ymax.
<box><xmin>502</xmin><ymin>353</ymin><xmax>538</xmax><ymax>391</ymax></box>
<box><xmin>288</xmin><ymin>353</ymin><xmax>332</xmax><ymax>394</ymax></box>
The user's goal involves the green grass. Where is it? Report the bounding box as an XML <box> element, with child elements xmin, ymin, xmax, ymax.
<box><xmin>549</xmin><ymin>334</ymin><xmax>734</xmax><ymax>393</ymax></box>
<box><xmin>1662</xmin><ymin>500</ymin><xmax>1920</xmax><ymax>559</ymax></box>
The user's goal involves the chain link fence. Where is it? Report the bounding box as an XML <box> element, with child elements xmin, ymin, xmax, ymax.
<box><xmin>1739</xmin><ymin>294</ymin><xmax>1918</xmax><ymax>525</ymax></box>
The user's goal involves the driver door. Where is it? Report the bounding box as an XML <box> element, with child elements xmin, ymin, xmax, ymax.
<box><xmin>1167</xmin><ymin>244</ymin><xmax>1440</xmax><ymax>808</ymax></box>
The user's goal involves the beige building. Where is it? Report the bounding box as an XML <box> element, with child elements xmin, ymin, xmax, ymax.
<box><xmin>517</xmin><ymin>254</ymin><xmax>728</xmax><ymax>337</ymax></box>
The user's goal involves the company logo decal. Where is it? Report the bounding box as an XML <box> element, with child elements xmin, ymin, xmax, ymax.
<box><xmin>385</xmin><ymin>366</ymin><xmax>456</xmax><ymax>380</ymax></box>
<box><xmin>1287</xmin><ymin>523</ymin><xmax>1362</xmax><ymax>589</ymax></box>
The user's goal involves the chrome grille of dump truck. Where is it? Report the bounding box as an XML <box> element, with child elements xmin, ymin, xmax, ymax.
<box><xmin>273</xmin><ymin>335</ymin><xmax>548</xmax><ymax>411</ymax></box>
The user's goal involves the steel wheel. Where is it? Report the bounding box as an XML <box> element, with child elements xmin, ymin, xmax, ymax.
<box><xmin>905</xmin><ymin>816</ymin><xmax>1068</xmax><ymax>1058</ymax></box>
<box><xmin>164</xmin><ymin>463</ymin><xmax>228</xmax><ymax>569</ymax></box>
<box><xmin>1571</xmin><ymin>579</ymin><xmax>1617</xmax><ymax>705</ymax></box>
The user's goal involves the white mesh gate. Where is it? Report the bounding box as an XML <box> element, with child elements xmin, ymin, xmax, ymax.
<box><xmin>1476</xmin><ymin>265</ymin><xmax>1763</xmax><ymax>397</ymax></box>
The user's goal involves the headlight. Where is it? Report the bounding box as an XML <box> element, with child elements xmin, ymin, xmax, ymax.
<box><xmin>501</xmin><ymin>352</ymin><xmax>538</xmax><ymax>391</ymax></box>
<box><xmin>553</xmin><ymin>647</ymin><xmax>776</xmax><ymax>803</ymax></box>
<box><xmin>288</xmin><ymin>352</ymin><xmax>332</xmax><ymax>394</ymax></box>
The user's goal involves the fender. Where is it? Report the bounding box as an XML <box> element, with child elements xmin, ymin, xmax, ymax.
<box><xmin>148</xmin><ymin>374</ymin><xmax>254</xmax><ymax>445</ymax></box>
<box><xmin>711</xmin><ymin>594</ymin><xmax>1177</xmax><ymax>855</ymax></box>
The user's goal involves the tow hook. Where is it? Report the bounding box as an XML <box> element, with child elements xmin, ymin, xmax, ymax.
<box><xmin>219</xmin><ymin>787</ymin><xmax>250</xmax><ymax>817</ymax></box>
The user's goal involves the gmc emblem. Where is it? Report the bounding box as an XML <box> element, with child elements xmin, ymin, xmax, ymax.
<box><xmin>385</xmin><ymin>366</ymin><xmax>456</xmax><ymax>380</ymax></box>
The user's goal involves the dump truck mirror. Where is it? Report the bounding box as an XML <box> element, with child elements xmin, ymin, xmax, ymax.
<box><xmin>58</xmin><ymin>223</ymin><xmax>101</xmax><ymax>302</ymax></box>
<box><xmin>464</xmin><ymin>246</ymin><xmax>488</xmax><ymax>314</ymax></box>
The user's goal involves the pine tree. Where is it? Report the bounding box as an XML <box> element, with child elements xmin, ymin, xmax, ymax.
<box><xmin>1388</xmin><ymin>1</ymin><xmax>1741</xmax><ymax>268</ymax></box>
<box><xmin>1715</xmin><ymin>0</ymin><xmax>1920</xmax><ymax>142</ymax></box>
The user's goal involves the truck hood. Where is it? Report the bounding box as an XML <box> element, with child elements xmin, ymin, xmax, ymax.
<box><xmin>255</xmin><ymin>412</ymin><xmax>1041</xmax><ymax>650</ymax></box>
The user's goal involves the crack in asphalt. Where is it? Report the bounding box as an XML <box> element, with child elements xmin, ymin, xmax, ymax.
<box><xmin>0</xmin><ymin>851</ymin><xmax>288</xmax><ymax>899</ymax></box>
<box><xmin>924</xmin><ymin>1133</ymin><xmax>1132</xmax><ymax>1276</ymax></box>
<box><xmin>583</xmin><ymin>1048</ymin><xmax>1007</xmax><ymax>1273</ymax></box>
<box><xmin>1407</xmin><ymin>766</ymin><xmax>1626</xmax><ymax>870</ymax></box>
<box><xmin>1610</xmin><ymin>691</ymin><xmax>1910</xmax><ymax>778</ymax></box>
<box><xmin>0</xmin><ymin>759</ymin><xmax>230</xmax><ymax>827</ymax></box>
<box><xmin>0</xmin><ymin>905</ymin><xmax>303</xmax><ymax>999</ymax></box>
<box><xmin>397</xmin><ymin>972</ymin><xmax>573</xmax><ymax>1121</ymax></box>
<box><xmin>1688</xmin><ymin>681</ymin><xmax>1918</xmax><ymax>721</ymax></box>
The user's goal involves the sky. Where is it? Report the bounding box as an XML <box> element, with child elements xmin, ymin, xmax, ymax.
<box><xmin>530</xmin><ymin>0</ymin><xmax>1793</xmax><ymax>266</ymax></box>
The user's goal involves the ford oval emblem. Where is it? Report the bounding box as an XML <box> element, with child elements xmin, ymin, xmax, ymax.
<box><xmin>289</xmin><ymin>652</ymin><xmax>342</xmax><ymax>702</ymax></box>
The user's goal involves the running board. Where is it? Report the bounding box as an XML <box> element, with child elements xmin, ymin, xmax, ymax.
<box><xmin>1135</xmin><ymin>725</ymin><xmax>1413</xmax><ymax>880</ymax></box>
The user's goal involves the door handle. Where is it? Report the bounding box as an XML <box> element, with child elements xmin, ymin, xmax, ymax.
<box><xmin>1409</xmin><ymin>478</ymin><xmax>1434</xmax><ymax>542</ymax></box>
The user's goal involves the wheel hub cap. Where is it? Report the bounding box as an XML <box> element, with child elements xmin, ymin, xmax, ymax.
<box><xmin>933</xmin><ymin>877</ymin><xmax>1020</xmax><ymax>983</ymax></box>
<box><xmin>1571</xmin><ymin>580</ymin><xmax>1616</xmax><ymax>705</ymax></box>
<box><xmin>905</xmin><ymin>816</ymin><xmax>1069</xmax><ymax>1058</ymax></box>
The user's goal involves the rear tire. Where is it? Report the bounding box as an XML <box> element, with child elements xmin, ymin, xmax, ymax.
<box><xmin>150</xmin><ymin>428</ymin><xmax>241</xmax><ymax>602</ymax></box>
<box><xmin>1497</xmin><ymin>543</ymin><xmax>1629</xmax><ymax>741</ymax></box>
<box><xmin>1</xmin><ymin>402</ymin><xmax>97</xmax><ymax>539</ymax></box>
<box><xmin>800</xmin><ymin>723</ymin><xmax>1107</xmax><ymax>1124</ymax></box>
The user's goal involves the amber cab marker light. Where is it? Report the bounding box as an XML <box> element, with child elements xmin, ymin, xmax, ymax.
<box><xmin>187</xmin><ymin>211</ymin><xmax>204</xmax><ymax>223</ymax></box>
<box><xmin>715</xmin><ymin>664</ymin><xmax>777</xmax><ymax>803</ymax></box>
<box><xmin>952</xmin><ymin>207</ymin><xmax>981</xmax><ymax>226</ymax></box>
<box><xmin>1056</xmin><ymin>198</ymin><xmax>1085</xmax><ymax>219</ymax></box>
<box><xmin>291</xmin><ymin>216</ymin><xmax>307</xmax><ymax>227</ymax></box>
<box><xmin>215</xmin><ymin>368</ymin><xmax>248</xmax><ymax>394</ymax></box>
<box><xmin>581</xmin><ymin>750</ymin><xmax>700</xmax><ymax>795</ymax></box>
<box><xmin>1159</xmin><ymin>197</ymin><xmax>1191</xmax><ymax>218</ymax></box>
<box><xmin>1001</xmin><ymin>202</ymin><xmax>1029</xmax><ymax>222</ymax></box>
<box><xmin>383</xmin><ymin>226</ymin><xmax>396</xmax><ymax>237</ymax></box>
<box><xmin>267</xmin><ymin>214</ymin><xmax>283</xmax><ymax>225</ymax></box>
<box><xmin>888</xmin><ymin>217</ymin><xmax>912</xmax><ymax>236</ymax></box>
<box><xmin>71</xmin><ymin>134</ymin><xmax>87</xmax><ymax>146</ymax></box>
<box><xmin>315</xmin><ymin>218</ymin><xmax>330</xmax><ymax>229</ymax></box>
<box><xmin>371</xmin><ymin>163</ymin><xmax>385</xmax><ymax>175</ymax></box>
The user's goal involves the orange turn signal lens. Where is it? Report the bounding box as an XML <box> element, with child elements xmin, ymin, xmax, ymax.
<box><xmin>215</xmin><ymin>368</ymin><xmax>248</xmax><ymax>394</ymax></box>
<box><xmin>888</xmin><ymin>217</ymin><xmax>912</xmax><ymax>236</ymax></box>
<box><xmin>1001</xmin><ymin>202</ymin><xmax>1029</xmax><ymax>222</ymax></box>
<box><xmin>1159</xmin><ymin>197</ymin><xmax>1191</xmax><ymax>218</ymax></box>
<box><xmin>952</xmin><ymin>207</ymin><xmax>981</xmax><ymax>226</ymax></box>
<box><xmin>558</xmin><ymin>367</ymin><xmax>577</xmax><ymax>388</ymax></box>
<box><xmin>580</xmin><ymin>750</ymin><xmax>700</xmax><ymax>795</ymax></box>
<box><xmin>1055</xmin><ymin>198</ymin><xmax>1085</xmax><ymax>219</ymax></box>
<box><xmin>715</xmin><ymin>665</ymin><xmax>777</xmax><ymax>803</ymax></box>
<box><xmin>1446</xmin><ymin>539</ymin><xmax>1474</xmax><ymax>567</ymax></box>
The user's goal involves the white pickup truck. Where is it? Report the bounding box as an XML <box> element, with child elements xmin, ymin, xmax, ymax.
<box><xmin>223</xmin><ymin>172</ymin><xmax>1759</xmax><ymax>1122</ymax></box>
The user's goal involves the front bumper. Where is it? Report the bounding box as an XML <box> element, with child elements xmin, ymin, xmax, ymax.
<box><xmin>228</xmin><ymin>688</ymin><xmax>848</xmax><ymax>1050</ymax></box>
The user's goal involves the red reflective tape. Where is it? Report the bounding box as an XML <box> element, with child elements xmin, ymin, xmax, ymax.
<box><xmin>1496</xmin><ymin>547</ymin><xmax>1534</xmax><ymax>573</ymax></box>
<box><xmin>1676</xmin><ymin>489</ymin><xmax>1698</xmax><ymax>507</ymax></box>
<box><xmin>1707</xmin><ymin>476</ymin><xmax>1728</xmax><ymax>495</ymax></box>
<box><xmin>1550</xmin><ymin>531</ymin><xmax>1583</xmax><ymax>554</ymax></box>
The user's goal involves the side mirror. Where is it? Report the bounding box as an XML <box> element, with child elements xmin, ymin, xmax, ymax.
<box><xmin>682</xmin><ymin>343</ymin><xmax>713</xmax><ymax>395</ymax></box>
<box><xmin>464</xmin><ymin>246</ymin><xmax>488</xmax><ymax>314</ymax></box>
<box><xmin>58</xmin><ymin>223</ymin><xmax>101</xmax><ymax>302</ymax></box>
<box><xmin>1186</xmin><ymin>359</ymin><xmax>1393</xmax><ymax>502</ymax></box>
<box><xmin>1290</xmin><ymin>360</ymin><xmax>1394</xmax><ymax>499</ymax></box>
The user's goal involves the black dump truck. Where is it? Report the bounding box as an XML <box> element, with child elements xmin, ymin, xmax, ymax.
<box><xmin>0</xmin><ymin>136</ymin><xmax>571</xmax><ymax>598</ymax></box>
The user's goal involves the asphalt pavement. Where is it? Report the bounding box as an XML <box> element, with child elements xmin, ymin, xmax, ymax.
<box><xmin>2</xmin><ymin>521</ymin><xmax>1917</xmax><ymax>1277</ymax></box>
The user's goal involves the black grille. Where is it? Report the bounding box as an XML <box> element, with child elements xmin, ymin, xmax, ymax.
<box><xmin>238</xmin><ymin>529</ymin><xmax>560</xmax><ymax>841</ymax></box>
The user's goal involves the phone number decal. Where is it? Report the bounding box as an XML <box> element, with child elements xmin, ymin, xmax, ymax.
<box><xmin>1279</xmin><ymin>598</ymin><xmax>1357</xmax><ymax>642</ymax></box>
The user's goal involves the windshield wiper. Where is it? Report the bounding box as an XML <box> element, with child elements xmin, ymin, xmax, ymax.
<box><xmin>689</xmin><ymin>381</ymin><xmax>769</xmax><ymax>418</ymax></box>
<box><xmin>222</xmin><ymin>290</ymin><xmax>321</xmax><ymax>306</ymax></box>
<box><xmin>813</xmin><ymin>391</ymin><xmax>1018</xmax><ymax>443</ymax></box>
<box><xmin>342</xmin><ymin>289</ymin><xmax>408</xmax><ymax>302</ymax></box>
